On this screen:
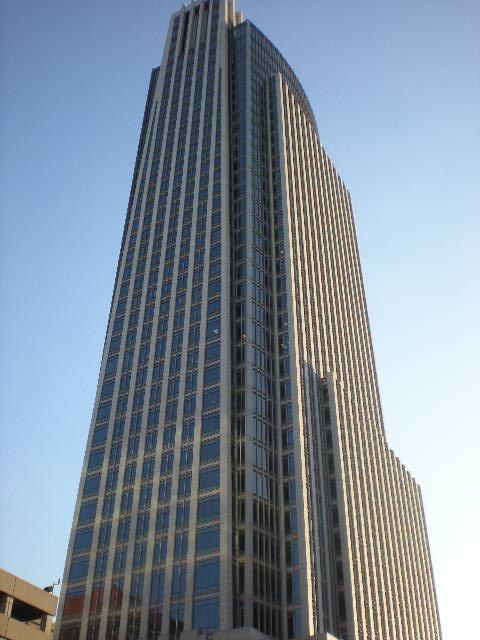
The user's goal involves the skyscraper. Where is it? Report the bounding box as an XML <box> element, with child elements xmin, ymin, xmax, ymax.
<box><xmin>55</xmin><ymin>2</ymin><xmax>442</xmax><ymax>639</ymax></box>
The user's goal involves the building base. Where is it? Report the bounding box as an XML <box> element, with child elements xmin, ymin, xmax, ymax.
<box><xmin>176</xmin><ymin>630</ymin><xmax>340</xmax><ymax>640</ymax></box>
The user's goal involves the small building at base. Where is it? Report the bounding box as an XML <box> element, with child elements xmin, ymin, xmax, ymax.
<box><xmin>0</xmin><ymin>568</ymin><xmax>57</xmax><ymax>640</ymax></box>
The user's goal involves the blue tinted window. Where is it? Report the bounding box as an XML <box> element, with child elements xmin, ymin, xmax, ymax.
<box><xmin>69</xmin><ymin>557</ymin><xmax>89</xmax><ymax>581</ymax></box>
<box><xmin>209</xmin><ymin>261</ymin><xmax>221</xmax><ymax>277</ymax></box>
<box><xmin>203</xmin><ymin>388</ymin><xmax>220</xmax><ymax>410</ymax></box>
<box><xmin>98</xmin><ymin>523</ymin><xmax>111</xmax><ymax>547</ymax></box>
<box><xmin>182</xmin><ymin>420</ymin><xmax>195</xmax><ymax>441</ymax></box>
<box><xmin>117</xmin><ymin>518</ymin><xmax>130</xmax><ymax>542</ymax></box>
<box><xmin>92</xmin><ymin>427</ymin><xmax>108</xmax><ymax>446</ymax></box>
<box><xmin>83</xmin><ymin>475</ymin><xmax>101</xmax><ymax>497</ymax></box>
<box><xmin>194</xmin><ymin>558</ymin><xmax>219</xmax><ymax>593</ymax></box>
<box><xmin>109</xmin><ymin>336</ymin><xmax>121</xmax><ymax>354</ymax></box>
<box><xmin>78</xmin><ymin>501</ymin><xmax>97</xmax><ymax>524</ymax></box>
<box><xmin>293</xmin><ymin>570</ymin><xmax>300</xmax><ymax>604</ymax></box>
<box><xmin>207</xmin><ymin>299</ymin><xmax>220</xmax><ymax>316</ymax></box>
<box><xmin>193</xmin><ymin>598</ymin><xmax>219</xmax><ymax>632</ymax></box>
<box><xmin>196</xmin><ymin>525</ymin><xmax>220</xmax><ymax>555</ymax></box>
<box><xmin>206</xmin><ymin>317</ymin><xmax>220</xmax><ymax>339</ymax></box>
<box><xmin>208</xmin><ymin>280</ymin><xmax>221</xmax><ymax>297</ymax></box>
<box><xmin>96</xmin><ymin>402</ymin><xmax>111</xmax><ymax>422</ymax></box>
<box><xmin>174</xmin><ymin>532</ymin><xmax>189</xmax><ymax>559</ymax></box>
<box><xmin>197</xmin><ymin>495</ymin><xmax>220</xmax><ymax>523</ymax></box>
<box><xmin>199</xmin><ymin>467</ymin><xmax>220</xmax><ymax>492</ymax></box>
<box><xmin>156</xmin><ymin>508</ymin><xmax>170</xmax><ymax>533</ymax></box>
<box><xmin>73</xmin><ymin>528</ymin><xmax>93</xmax><ymax>552</ymax></box>
<box><xmin>201</xmin><ymin>414</ymin><xmax>219</xmax><ymax>436</ymax></box>
<box><xmin>178</xmin><ymin>474</ymin><xmax>192</xmax><ymax>497</ymax></box>
<box><xmin>101</xmin><ymin>380</ymin><xmax>115</xmax><ymax>400</ymax></box>
<box><xmin>153</xmin><ymin>537</ymin><xmax>168</xmax><ymax>564</ymax></box>
<box><xmin>150</xmin><ymin>570</ymin><xmax>165</xmax><ymax>604</ymax></box>
<box><xmin>210</xmin><ymin>243</ymin><xmax>221</xmax><ymax>259</ymax></box>
<box><xmin>200</xmin><ymin>439</ymin><xmax>220</xmax><ymax>463</ymax></box>
<box><xmin>88</xmin><ymin>449</ymin><xmax>104</xmax><ymax>470</ymax></box>
<box><xmin>105</xmin><ymin>355</ymin><xmax>118</xmax><ymax>376</ymax></box>
<box><xmin>205</xmin><ymin>342</ymin><xmax>220</xmax><ymax>363</ymax></box>
<box><xmin>204</xmin><ymin>366</ymin><xmax>219</xmax><ymax>386</ymax></box>
<box><xmin>172</xmin><ymin>565</ymin><xmax>186</xmax><ymax>597</ymax></box>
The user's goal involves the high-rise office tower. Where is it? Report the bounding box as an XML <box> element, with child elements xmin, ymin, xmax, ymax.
<box><xmin>56</xmin><ymin>2</ymin><xmax>442</xmax><ymax>639</ymax></box>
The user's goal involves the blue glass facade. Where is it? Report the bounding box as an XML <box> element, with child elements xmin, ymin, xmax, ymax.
<box><xmin>56</xmin><ymin>3</ymin><xmax>442</xmax><ymax>640</ymax></box>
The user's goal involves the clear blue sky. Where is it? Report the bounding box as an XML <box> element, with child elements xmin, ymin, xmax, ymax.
<box><xmin>0</xmin><ymin>1</ymin><xmax>478</xmax><ymax>637</ymax></box>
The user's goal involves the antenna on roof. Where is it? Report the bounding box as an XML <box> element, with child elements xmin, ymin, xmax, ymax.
<box><xmin>43</xmin><ymin>579</ymin><xmax>61</xmax><ymax>593</ymax></box>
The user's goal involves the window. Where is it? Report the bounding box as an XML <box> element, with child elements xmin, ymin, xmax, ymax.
<box><xmin>174</xmin><ymin>532</ymin><xmax>189</xmax><ymax>559</ymax></box>
<box><xmin>92</xmin><ymin>427</ymin><xmax>108</xmax><ymax>446</ymax></box>
<box><xmin>205</xmin><ymin>342</ymin><xmax>220</xmax><ymax>362</ymax></box>
<box><xmin>185</xmin><ymin>371</ymin><xmax>197</xmax><ymax>392</ymax></box>
<box><xmin>204</xmin><ymin>365</ymin><xmax>219</xmax><ymax>386</ymax></box>
<box><xmin>284</xmin><ymin>509</ymin><xmax>298</xmax><ymax>535</ymax></box>
<box><xmin>197</xmin><ymin>495</ymin><xmax>220</xmax><ymax>523</ymax></box>
<box><xmin>124</xmin><ymin>462</ymin><xmax>136</xmax><ymax>485</ymax></box>
<box><xmin>161</xmin><ymin>452</ymin><xmax>174</xmax><ymax>474</ymax></box>
<box><xmin>101</xmin><ymin>380</ymin><xmax>115</xmax><ymax>400</ymax></box>
<box><xmin>153</xmin><ymin>537</ymin><xmax>168</xmax><ymax>564</ymax></box>
<box><xmin>171</xmin><ymin>564</ymin><xmax>187</xmax><ymax>597</ymax></box>
<box><xmin>200</xmin><ymin>439</ymin><xmax>220</xmax><ymax>463</ymax></box>
<box><xmin>165</xmin><ymin>401</ymin><xmax>177</xmax><ymax>422</ymax></box>
<box><xmin>105</xmin><ymin>355</ymin><xmax>119</xmax><ymax>376</ymax></box>
<box><xmin>169</xmin><ymin>602</ymin><xmax>185</xmax><ymax>636</ymax></box>
<box><xmin>182</xmin><ymin>420</ymin><xmax>195</xmax><ymax>441</ymax></box>
<box><xmin>69</xmin><ymin>557</ymin><xmax>89</xmax><ymax>581</ymax></box>
<box><xmin>178</xmin><ymin>474</ymin><xmax>192</xmax><ymax>497</ymax></box>
<box><xmin>110</xmin><ymin>577</ymin><xmax>124</xmax><ymax>610</ymax></box>
<box><xmin>194</xmin><ymin>558</ymin><xmax>219</xmax><ymax>593</ymax></box>
<box><xmin>136</xmin><ymin>512</ymin><xmax>150</xmax><ymax>538</ymax></box>
<box><xmin>199</xmin><ymin>466</ymin><xmax>220</xmax><ymax>492</ymax></box>
<box><xmin>150</xmin><ymin>570</ymin><xmax>165</xmax><ymax>604</ymax></box>
<box><xmin>117</xmin><ymin>518</ymin><xmax>130</xmax><ymax>543</ymax></box>
<box><xmin>203</xmin><ymin>387</ymin><xmax>220</xmax><ymax>410</ymax></box>
<box><xmin>139</xmin><ymin>483</ymin><xmax>152</xmax><ymax>509</ymax></box>
<box><xmin>208</xmin><ymin>279</ymin><xmax>221</xmax><ymax>297</ymax></box>
<box><xmin>206</xmin><ymin>317</ymin><xmax>220</xmax><ymax>340</ymax></box>
<box><xmin>98</xmin><ymin>523</ymin><xmax>111</xmax><ymax>547</ymax></box>
<box><xmin>156</xmin><ymin>508</ymin><xmax>170</xmax><ymax>533</ymax></box>
<box><xmin>120</xmin><ymin>490</ymin><xmax>133</xmax><ymax>514</ymax></box>
<box><xmin>110</xmin><ymin>443</ymin><xmax>122</xmax><ymax>464</ymax></box>
<box><xmin>142</xmin><ymin>457</ymin><xmax>155</xmax><ymax>480</ymax></box>
<box><xmin>196</xmin><ymin>525</ymin><xmax>220</xmax><ymax>555</ymax></box>
<box><xmin>180</xmin><ymin>446</ymin><xmax>193</xmax><ymax>468</ymax></box>
<box><xmin>201</xmin><ymin>414</ymin><xmax>219</xmax><ymax>436</ymax></box>
<box><xmin>207</xmin><ymin>299</ymin><xmax>220</xmax><ymax>316</ymax></box>
<box><xmin>94</xmin><ymin>551</ymin><xmax>108</xmax><ymax>578</ymax></box>
<box><xmin>163</xmin><ymin>426</ymin><xmax>176</xmax><ymax>448</ymax></box>
<box><xmin>73</xmin><ymin>528</ymin><xmax>93</xmax><ymax>553</ymax></box>
<box><xmin>83</xmin><ymin>475</ymin><xmax>101</xmax><ymax>497</ymax></box>
<box><xmin>158</xmin><ymin>479</ymin><xmax>172</xmax><ymax>503</ymax></box>
<box><xmin>88</xmin><ymin>449</ymin><xmax>104</xmax><ymax>470</ymax></box>
<box><xmin>113</xmin><ymin>547</ymin><xmax>127</xmax><ymax>573</ymax></box>
<box><xmin>128</xmin><ymin>436</ymin><xmax>140</xmax><ymax>457</ymax></box>
<box><xmin>145</xmin><ymin>430</ymin><xmax>158</xmax><ymax>452</ymax></box>
<box><xmin>133</xmin><ymin>541</ymin><xmax>147</xmax><ymax>567</ymax></box>
<box><xmin>78</xmin><ymin>501</ymin><xmax>97</xmax><ymax>524</ymax></box>
<box><xmin>192</xmin><ymin>597</ymin><xmax>219</xmax><ymax>632</ymax></box>
<box><xmin>63</xmin><ymin>586</ymin><xmax>85</xmax><ymax>619</ymax></box>
<box><xmin>176</xmin><ymin>498</ymin><xmax>190</xmax><ymax>527</ymax></box>
<box><xmin>184</xmin><ymin>395</ymin><xmax>196</xmax><ymax>415</ymax></box>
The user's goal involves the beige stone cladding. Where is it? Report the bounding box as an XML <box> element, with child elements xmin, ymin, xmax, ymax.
<box><xmin>274</xmin><ymin>72</ymin><xmax>442</xmax><ymax>640</ymax></box>
<box><xmin>0</xmin><ymin>568</ymin><xmax>57</xmax><ymax>640</ymax></box>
